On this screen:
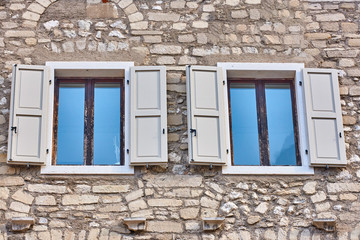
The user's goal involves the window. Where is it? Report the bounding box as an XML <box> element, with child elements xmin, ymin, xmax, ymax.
<box><xmin>228</xmin><ymin>79</ymin><xmax>300</xmax><ymax>166</ymax></box>
<box><xmin>53</xmin><ymin>78</ymin><xmax>124</xmax><ymax>166</ymax></box>
<box><xmin>7</xmin><ymin>62</ymin><xmax>168</xmax><ymax>174</ymax></box>
<box><xmin>187</xmin><ymin>63</ymin><xmax>346</xmax><ymax>175</ymax></box>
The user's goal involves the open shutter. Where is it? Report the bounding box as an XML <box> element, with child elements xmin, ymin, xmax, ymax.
<box><xmin>303</xmin><ymin>68</ymin><xmax>346</xmax><ymax>167</ymax></box>
<box><xmin>187</xmin><ymin>66</ymin><xmax>227</xmax><ymax>165</ymax></box>
<box><xmin>7</xmin><ymin>65</ymin><xmax>50</xmax><ymax>165</ymax></box>
<box><xmin>129</xmin><ymin>66</ymin><xmax>167</xmax><ymax>165</ymax></box>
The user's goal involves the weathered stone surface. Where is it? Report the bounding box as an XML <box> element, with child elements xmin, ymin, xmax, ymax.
<box><xmin>327</xmin><ymin>183</ymin><xmax>360</xmax><ymax>193</ymax></box>
<box><xmin>28</xmin><ymin>184</ymin><xmax>66</xmax><ymax>193</ymax></box>
<box><xmin>128</xmin><ymin>199</ymin><xmax>147</xmax><ymax>212</ymax></box>
<box><xmin>303</xmin><ymin>182</ymin><xmax>317</xmax><ymax>195</ymax></box>
<box><xmin>147</xmin><ymin>221</ymin><xmax>183</xmax><ymax>233</ymax></box>
<box><xmin>148</xmin><ymin>199</ymin><xmax>182</xmax><ymax>207</ymax></box>
<box><xmin>180</xmin><ymin>208</ymin><xmax>199</xmax><ymax>219</ymax></box>
<box><xmin>192</xmin><ymin>21</ymin><xmax>208</xmax><ymax>29</ymax></box>
<box><xmin>343</xmin><ymin>116</ymin><xmax>356</xmax><ymax>125</ymax></box>
<box><xmin>10</xmin><ymin>201</ymin><xmax>30</xmax><ymax>213</ymax></box>
<box><xmin>200</xmin><ymin>197</ymin><xmax>219</xmax><ymax>209</ymax></box>
<box><xmin>144</xmin><ymin>175</ymin><xmax>202</xmax><ymax>187</ymax></box>
<box><xmin>86</xmin><ymin>3</ymin><xmax>119</xmax><ymax>19</ymax></box>
<box><xmin>92</xmin><ymin>185</ymin><xmax>130</xmax><ymax>193</ymax></box>
<box><xmin>12</xmin><ymin>190</ymin><xmax>34</xmax><ymax>205</ymax></box>
<box><xmin>311</xmin><ymin>191</ymin><xmax>327</xmax><ymax>203</ymax></box>
<box><xmin>148</xmin><ymin>13</ymin><xmax>180</xmax><ymax>22</ymax></box>
<box><xmin>35</xmin><ymin>196</ymin><xmax>56</xmax><ymax>206</ymax></box>
<box><xmin>247</xmin><ymin>215</ymin><xmax>261</xmax><ymax>225</ymax></box>
<box><xmin>0</xmin><ymin>177</ymin><xmax>24</xmax><ymax>186</ymax></box>
<box><xmin>98</xmin><ymin>203</ymin><xmax>127</xmax><ymax>212</ymax></box>
<box><xmin>5</xmin><ymin>31</ymin><xmax>35</xmax><ymax>38</ymax></box>
<box><xmin>62</xmin><ymin>195</ymin><xmax>99</xmax><ymax>205</ymax></box>
<box><xmin>326</xmin><ymin>50</ymin><xmax>359</xmax><ymax>58</ymax></box>
<box><xmin>316</xmin><ymin>13</ymin><xmax>345</xmax><ymax>22</ymax></box>
<box><xmin>255</xmin><ymin>202</ymin><xmax>269</xmax><ymax>214</ymax></box>
<box><xmin>150</xmin><ymin>45</ymin><xmax>182</xmax><ymax>55</ymax></box>
<box><xmin>0</xmin><ymin>187</ymin><xmax>9</xmax><ymax>199</ymax></box>
<box><xmin>125</xmin><ymin>189</ymin><xmax>143</xmax><ymax>202</ymax></box>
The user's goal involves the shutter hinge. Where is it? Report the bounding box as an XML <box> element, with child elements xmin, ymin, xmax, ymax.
<box><xmin>11</xmin><ymin>126</ymin><xmax>17</xmax><ymax>133</ymax></box>
<box><xmin>127</xmin><ymin>149</ymin><xmax>129</xmax><ymax>154</ymax></box>
<box><xmin>209</xmin><ymin>164</ymin><xmax>213</xmax><ymax>170</ymax></box>
<box><xmin>305</xmin><ymin>149</ymin><xmax>308</xmax><ymax>155</ymax></box>
<box><xmin>190</xmin><ymin>128</ymin><xmax>197</xmax><ymax>136</ymax></box>
<box><xmin>46</xmin><ymin>149</ymin><xmax>49</xmax><ymax>154</ymax></box>
<box><xmin>163</xmin><ymin>128</ymin><xmax>165</xmax><ymax>134</ymax></box>
<box><xmin>49</xmin><ymin>80</ymin><xmax>52</xmax><ymax>84</ymax></box>
<box><xmin>127</xmin><ymin>80</ymin><xmax>129</xmax><ymax>85</ymax></box>
<box><xmin>223</xmin><ymin>80</ymin><xmax>225</xmax><ymax>85</ymax></box>
<box><xmin>339</xmin><ymin>132</ymin><xmax>342</xmax><ymax>138</ymax></box>
<box><xmin>299</xmin><ymin>81</ymin><xmax>302</xmax><ymax>86</ymax></box>
<box><xmin>226</xmin><ymin>149</ymin><xmax>229</xmax><ymax>154</ymax></box>
<box><xmin>191</xmin><ymin>159</ymin><xmax>194</xmax><ymax>162</ymax></box>
<box><xmin>8</xmin><ymin>159</ymin><xmax>12</xmax><ymax>161</ymax></box>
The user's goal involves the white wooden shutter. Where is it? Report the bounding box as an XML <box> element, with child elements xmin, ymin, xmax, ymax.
<box><xmin>129</xmin><ymin>66</ymin><xmax>167</xmax><ymax>165</ymax></box>
<box><xmin>187</xmin><ymin>66</ymin><xmax>227</xmax><ymax>165</ymax></box>
<box><xmin>303</xmin><ymin>68</ymin><xmax>346</xmax><ymax>167</ymax></box>
<box><xmin>7</xmin><ymin>65</ymin><xmax>50</xmax><ymax>165</ymax></box>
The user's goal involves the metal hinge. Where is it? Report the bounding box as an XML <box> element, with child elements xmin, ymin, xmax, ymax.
<box><xmin>11</xmin><ymin>126</ymin><xmax>17</xmax><ymax>133</ymax></box>
<box><xmin>299</xmin><ymin>81</ymin><xmax>302</xmax><ymax>86</ymax></box>
<box><xmin>190</xmin><ymin>128</ymin><xmax>197</xmax><ymax>136</ymax></box>
<box><xmin>46</xmin><ymin>149</ymin><xmax>49</xmax><ymax>154</ymax></box>
<box><xmin>49</xmin><ymin>80</ymin><xmax>52</xmax><ymax>84</ymax></box>
<box><xmin>305</xmin><ymin>149</ymin><xmax>308</xmax><ymax>155</ymax></box>
<box><xmin>127</xmin><ymin>80</ymin><xmax>129</xmax><ymax>85</ymax></box>
<box><xmin>127</xmin><ymin>149</ymin><xmax>129</xmax><ymax>154</ymax></box>
<box><xmin>223</xmin><ymin>80</ymin><xmax>225</xmax><ymax>85</ymax></box>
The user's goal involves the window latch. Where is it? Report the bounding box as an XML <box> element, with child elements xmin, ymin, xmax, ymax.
<box><xmin>11</xmin><ymin>126</ymin><xmax>17</xmax><ymax>133</ymax></box>
<box><xmin>190</xmin><ymin>128</ymin><xmax>197</xmax><ymax>136</ymax></box>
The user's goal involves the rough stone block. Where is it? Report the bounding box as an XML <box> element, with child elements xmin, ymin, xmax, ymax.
<box><xmin>231</xmin><ymin>10</ymin><xmax>248</xmax><ymax>19</ymax></box>
<box><xmin>22</xmin><ymin>11</ymin><xmax>40</xmax><ymax>21</ymax></box>
<box><xmin>192</xmin><ymin>21</ymin><xmax>208</xmax><ymax>29</ymax></box>
<box><xmin>28</xmin><ymin>184</ymin><xmax>66</xmax><ymax>193</ymax></box>
<box><xmin>62</xmin><ymin>195</ymin><xmax>99</xmax><ymax>205</ymax></box>
<box><xmin>148</xmin><ymin>199</ymin><xmax>182</xmax><ymax>207</ymax></box>
<box><xmin>12</xmin><ymin>190</ymin><xmax>34</xmax><ymax>205</ymax></box>
<box><xmin>35</xmin><ymin>196</ymin><xmax>56</xmax><ymax>206</ymax></box>
<box><xmin>148</xmin><ymin>12</ymin><xmax>180</xmax><ymax>22</ymax></box>
<box><xmin>328</xmin><ymin>183</ymin><xmax>360</xmax><ymax>193</ymax></box>
<box><xmin>0</xmin><ymin>177</ymin><xmax>24</xmax><ymax>186</ymax></box>
<box><xmin>10</xmin><ymin>201</ymin><xmax>30</xmax><ymax>213</ymax></box>
<box><xmin>92</xmin><ymin>185</ymin><xmax>130</xmax><ymax>193</ymax></box>
<box><xmin>86</xmin><ymin>3</ymin><xmax>119</xmax><ymax>19</ymax></box>
<box><xmin>128</xmin><ymin>199</ymin><xmax>147</xmax><ymax>212</ymax></box>
<box><xmin>150</xmin><ymin>45</ymin><xmax>182</xmax><ymax>55</ymax></box>
<box><xmin>28</xmin><ymin>3</ymin><xmax>45</xmax><ymax>14</ymax></box>
<box><xmin>156</xmin><ymin>56</ymin><xmax>176</xmax><ymax>65</ymax></box>
<box><xmin>316</xmin><ymin>13</ymin><xmax>345</xmax><ymax>21</ymax></box>
<box><xmin>130</xmin><ymin>21</ymin><xmax>148</xmax><ymax>30</ymax></box>
<box><xmin>144</xmin><ymin>175</ymin><xmax>202</xmax><ymax>187</ymax></box>
<box><xmin>147</xmin><ymin>221</ymin><xmax>183</xmax><ymax>233</ymax></box>
<box><xmin>5</xmin><ymin>31</ymin><xmax>36</xmax><ymax>38</ymax></box>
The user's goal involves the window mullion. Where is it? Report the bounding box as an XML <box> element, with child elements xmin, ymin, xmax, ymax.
<box><xmin>84</xmin><ymin>79</ymin><xmax>94</xmax><ymax>165</ymax></box>
<box><xmin>256</xmin><ymin>82</ymin><xmax>270</xmax><ymax>166</ymax></box>
<box><xmin>290</xmin><ymin>81</ymin><xmax>302</xmax><ymax>166</ymax></box>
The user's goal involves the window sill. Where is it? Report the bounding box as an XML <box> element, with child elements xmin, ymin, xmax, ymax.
<box><xmin>40</xmin><ymin>165</ymin><xmax>134</xmax><ymax>175</ymax></box>
<box><xmin>222</xmin><ymin>165</ymin><xmax>314</xmax><ymax>175</ymax></box>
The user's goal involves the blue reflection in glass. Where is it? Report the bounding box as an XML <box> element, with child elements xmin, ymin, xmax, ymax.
<box><xmin>230</xmin><ymin>84</ymin><xmax>260</xmax><ymax>165</ymax></box>
<box><xmin>57</xmin><ymin>84</ymin><xmax>85</xmax><ymax>165</ymax></box>
<box><xmin>265</xmin><ymin>84</ymin><xmax>297</xmax><ymax>166</ymax></box>
<box><xmin>93</xmin><ymin>83</ymin><xmax>121</xmax><ymax>165</ymax></box>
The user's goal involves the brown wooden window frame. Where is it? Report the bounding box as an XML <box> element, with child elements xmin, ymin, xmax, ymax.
<box><xmin>52</xmin><ymin>77</ymin><xmax>125</xmax><ymax>166</ymax></box>
<box><xmin>227</xmin><ymin>78</ymin><xmax>301</xmax><ymax>166</ymax></box>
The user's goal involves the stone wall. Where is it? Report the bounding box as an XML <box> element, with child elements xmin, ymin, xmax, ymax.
<box><xmin>0</xmin><ymin>0</ymin><xmax>360</xmax><ymax>239</ymax></box>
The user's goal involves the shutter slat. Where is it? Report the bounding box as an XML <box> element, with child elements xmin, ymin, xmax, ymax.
<box><xmin>303</xmin><ymin>68</ymin><xmax>346</xmax><ymax>167</ymax></box>
<box><xmin>130</xmin><ymin>66</ymin><xmax>167</xmax><ymax>165</ymax></box>
<box><xmin>8</xmin><ymin>65</ymin><xmax>49</xmax><ymax>165</ymax></box>
<box><xmin>188</xmin><ymin>66</ymin><xmax>227</xmax><ymax>165</ymax></box>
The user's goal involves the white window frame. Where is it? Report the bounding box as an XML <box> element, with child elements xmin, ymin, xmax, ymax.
<box><xmin>218</xmin><ymin>62</ymin><xmax>314</xmax><ymax>175</ymax></box>
<box><xmin>41</xmin><ymin>62</ymin><xmax>134</xmax><ymax>175</ymax></box>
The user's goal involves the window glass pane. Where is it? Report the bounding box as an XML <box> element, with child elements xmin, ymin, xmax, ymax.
<box><xmin>57</xmin><ymin>84</ymin><xmax>85</xmax><ymax>165</ymax></box>
<box><xmin>265</xmin><ymin>84</ymin><xmax>297</xmax><ymax>166</ymax></box>
<box><xmin>93</xmin><ymin>83</ymin><xmax>121</xmax><ymax>165</ymax></box>
<box><xmin>230</xmin><ymin>83</ymin><xmax>260</xmax><ymax>165</ymax></box>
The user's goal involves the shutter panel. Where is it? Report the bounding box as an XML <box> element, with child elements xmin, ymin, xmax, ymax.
<box><xmin>187</xmin><ymin>66</ymin><xmax>227</xmax><ymax>165</ymax></box>
<box><xmin>7</xmin><ymin>65</ymin><xmax>50</xmax><ymax>165</ymax></box>
<box><xmin>303</xmin><ymin>68</ymin><xmax>346</xmax><ymax>167</ymax></box>
<box><xmin>130</xmin><ymin>66</ymin><xmax>167</xmax><ymax>165</ymax></box>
